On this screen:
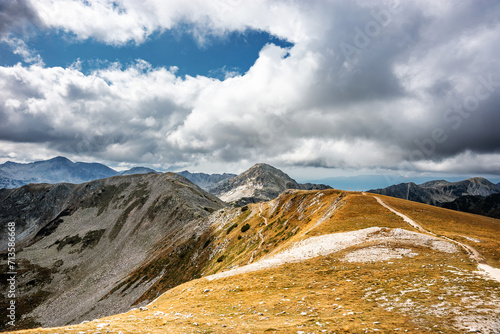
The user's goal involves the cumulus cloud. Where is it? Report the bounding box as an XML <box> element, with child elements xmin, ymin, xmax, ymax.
<box><xmin>27</xmin><ymin>0</ymin><xmax>312</xmax><ymax>45</ymax></box>
<box><xmin>0</xmin><ymin>0</ymin><xmax>500</xmax><ymax>175</ymax></box>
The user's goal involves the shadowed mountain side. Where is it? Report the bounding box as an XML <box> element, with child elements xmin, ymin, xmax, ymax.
<box><xmin>368</xmin><ymin>177</ymin><xmax>500</xmax><ymax>218</ymax></box>
<box><xmin>369</xmin><ymin>177</ymin><xmax>500</xmax><ymax>205</ymax></box>
<box><xmin>440</xmin><ymin>193</ymin><xmax>500</xmax><ymax>219</ymax></box>
<box><xmin>0</xmin><ymin>172</ymin><xmax>226</xmax><ymax>331</ymax></box>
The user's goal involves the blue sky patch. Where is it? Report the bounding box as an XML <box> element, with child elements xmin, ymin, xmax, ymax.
<box><xmin>1</xmin><ymin>27</ymin><xmax>293</xmax><ymax>79</ymax></box>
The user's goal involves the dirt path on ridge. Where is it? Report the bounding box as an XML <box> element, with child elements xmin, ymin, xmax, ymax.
<box><xmin>367</xmin><ymin>193</ymin><xmax>500</xmax><ymax>283</ymax></box>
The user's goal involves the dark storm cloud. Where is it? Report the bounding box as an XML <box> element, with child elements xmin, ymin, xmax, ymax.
<box><xmin>413</xmin><ymin>91</ymin><xmax>500</xmax><ymax>159</ymax></box>
<box><xmin>0</xmin><ymin>0</ymin><xmax>39</xmax><ymax>36</ymax></box>
<box><xmin>1</xmin><ymin>0</ymin><xmax>500</xmax><ymax>175</ymax></box>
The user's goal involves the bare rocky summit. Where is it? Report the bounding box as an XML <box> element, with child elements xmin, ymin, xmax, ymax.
<box><xmin>210</xmin><ymin>163</ymin><xmax>330</xmax><ymax>206</ymax></box>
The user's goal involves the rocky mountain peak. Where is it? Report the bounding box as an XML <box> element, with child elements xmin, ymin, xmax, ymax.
<box><xmin>465</xmin><ymin>177</ymin><xmax>496</xmax><ymax>186</ymax></box>
<box><xmin>235</xmin><ymin>163</ymin><xmax>298</xmax><ymax>186</ymax></box>
<box><xmin>210</xmin><ymin>163</ymin><xmax>329</xmax><ymax>206</ymax></box>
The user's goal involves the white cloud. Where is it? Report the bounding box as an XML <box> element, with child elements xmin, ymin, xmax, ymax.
<box><xmin>28</xmin><ymin>0</ymin><xmax>315</xmax><ymax>45</ymax></box>
<box><xmin>0</xmin><ymin>36</ymin><xmax>44</xmax><ymax>65</ymax></box>
<box><xmin>1</xmin><ymin>0</ymin><xmax>500</xmax><ymax>175</ymax></box>
<box><xmin>413</xmin><ymin>151</ymin><xmax>500</xmax><ymax>175</ymax></box>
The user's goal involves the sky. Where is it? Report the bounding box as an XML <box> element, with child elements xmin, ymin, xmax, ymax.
<box><xmin>0</xmin><ymin>0</ymin><xmax>500</xmax><ymax>183</ymax></box>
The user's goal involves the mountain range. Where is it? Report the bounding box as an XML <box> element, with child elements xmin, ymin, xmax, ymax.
<box><xmin>368</xmin><ymin>177</ymin><xmax>500</xmax><ymax>219</ymax></box>
<box><xmin>0</xmin><ymin>162</ymin><xmax>329</xmax><ymax>329</ymax></box>
<box><xmin>2</xmin><ymin>166</ymin><xmax>499</xmax><ymax>333</ymax></box>
<box><xmin>0</xmin><ymin>157</ymin><xmax>330</xmax><ymax>207</ymax></box>
<box><xmin>3</xmin><ymin>156</ymin><xmax>500</xmax><ymax>221</ymax></box>
<box><xmin>0</xmin><ymin>157</ymin><xmax>157</xmax><ymax>189</ymax></box>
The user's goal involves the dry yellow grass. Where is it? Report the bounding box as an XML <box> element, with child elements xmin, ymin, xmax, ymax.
<box><xmin>306</xmin><ymin>193</ymin><xmax>411</xmax><ymax>237</ymax></box>
<box><xmin>203</xmin><ymin>189</ymin><xmax>345</xmax><ymax>274</ymax></box>
<box><xmin>11</xmin><ymin>190</ymin><xmax>500</xmax><ymax>334</ymax></box>
<box><xmin>372</xmin><ymin>194</ymin><xmax>500</xmax><ymax>268</ymax></box>
<box><xmin>15</xmin><ymin>244</ymin><xmax>499</xmax><ymax>334</ymax></box>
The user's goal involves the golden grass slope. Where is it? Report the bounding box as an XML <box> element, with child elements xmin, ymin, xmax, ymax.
<box><xmin>376</xmin><ymin>194</ymin><xmax>500</xmax><ymax>268</ymax></box>
<box><xmin>12</xmin><ymin>190</ymin><xmax>500</xmax><ymax>334</ymax></box>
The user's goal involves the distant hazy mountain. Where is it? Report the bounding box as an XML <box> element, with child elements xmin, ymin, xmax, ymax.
<box><xmin>177</xmin><ymin>170</ymin><xmax>236</xmax><ymax>191</ymax></box>
<box><xmin>120</xmin><ymin>166</ymin><xmax>158</xmax><ymax>175</ymax></box>
<box><xmin>422</xmin><ymin>178</ymin><xmax>500</xmax><ymax>198</ymax></box>
<box><xmin>0</xmin><ymin>157</ymin><xmax>118</xmax><ymax>188</ymax></box>
<box><xmin>307</xmin><ymin>175</ymin><xmax>500</xmax><ymax>191</ymax></box>
<box><xmin>369</xmin><ymin>177</ymin><xmax>500</xmax><ymax>205</ymax></box>
<box><xmin>0</xmin><ymin>157</ymin><xmax>160</xmax><ymax>189</ymax></box>
<box><xmin>368</xmin><ymin>182</ymin><xmax>448</xmax><ymax>205</ymax></box>
<box><xmin>210</xmin><ymin>163</ymin><xmax>330</xmax><ymax>206</ymax></box>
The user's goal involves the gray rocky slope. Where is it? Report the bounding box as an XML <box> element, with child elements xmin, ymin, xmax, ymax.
<box><xmin>0</xmin><ymin>172</ymin><xmax>225</xmax><ymax>330</ymax></box>
<box><xmin>210</xmin><ymin>163</ymin><xmax>331</xmax><ymax>206</ymax></box>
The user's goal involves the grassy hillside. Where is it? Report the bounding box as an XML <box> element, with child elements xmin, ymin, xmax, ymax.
<box><xmin>11</xmin><ymin>190</ymin><xmax>500</xmax><ymax>333</ymax></box>
<box><xmin>378</xmin><ymin>194</ymin><xmax>500</xmax><ymax>268</ymax></box>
